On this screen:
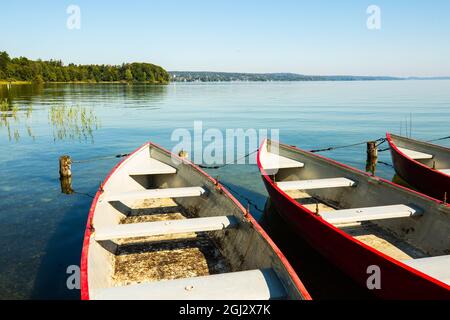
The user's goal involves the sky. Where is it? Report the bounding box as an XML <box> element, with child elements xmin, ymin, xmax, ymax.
<box><xmin>1</xmin><ymin>0</ymin><xmax>450</xmax><ymax>77</ymax></box>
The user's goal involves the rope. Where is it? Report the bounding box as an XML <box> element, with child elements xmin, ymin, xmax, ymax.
<box><xmin>220</xmin><ymin>181</ymin><xmax>264</xmax><ymax>213</ymax></box>
<box><xmin>309</xmin><ymin>137</ymin><xmax>386</xmax><ymax>153</ymax></box>
<box><xmin>68</xmin><ymin>134</ymin><xmax>449</xmax><ymax>165</ymax></box>
<box><xmin>427</xmin><ymin>135</ymin><xmax>450</xmax><ymax>142</ymax></box>
<box><xmin>72</xmin><ymin>153</ymin><xmax>130</xmax><ymax>164</ymax></box>
<box><xmin>198</xmin><ymin>149</ymin><xmax>259</xmax><ymax>169</ymax></box>
<box><xmin>379</xmin><ymin>134</ymin><xmax>450</xmax><ymax>152</ymax></box>
<box><xmin>377</xmin><ymin>161</ymin><xmax>393</xmax><ymax>167</ymax></box>
<box><xmin>73</xmin><ymin>191</ymin><xmax>95</xmax><ymax>198</ymax></box>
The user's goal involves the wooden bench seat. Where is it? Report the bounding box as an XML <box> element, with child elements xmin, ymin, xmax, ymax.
<box><xmin>129</xmin><ymin>157</ymin><xmax>176</xmax><ymax>175</ymax></box>
<box><xmin>95</xmin><ymin>216</ymin><xmax>238</xmax><ymax>241</ymax></box>
<box><xmin>105</xmin><ymin>187</ymin><xmax>205</xmax><ymax>202</ymax></box>
<box><xmin>398</xmin><ymin>147</ymin><xmax>433</xmax><ymax>160</ymax></box>
<box><xmin>403</xmin><ymin>255</ymin><xmax>450</xmax><ymax>285</ymax></box>
<box><xmin>277</xmin><ymin>178</ymin><xmax>355</xmax><ymax>191</ymax></box>
<box><xmin>93</xmin><ymin>269</ymin><xmax>286</xmax><ymax>300</ymax></box>
<box><xmin>261</xmin><ymin>152</ymin><xmax>305</xmax><ymax>172</ymax></box>
<box><xmin>321</xmin><ymin>204</ymin><xmax>421</xmax><ymax>225</ymax></box>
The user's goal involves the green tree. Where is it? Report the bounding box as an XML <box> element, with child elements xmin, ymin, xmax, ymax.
<box><xmin>125</xmin><ymin>69</ymin><xmax>133</xmax><ymax>82</ymax></box>
<box><xmin>32</xmin><ymin>74</ymin><xmax>44</xmax><ymax>85</ymax></box>
<box><xmin>0</xmin><ymin>51</ymin><xmax>11</xmax><ymax>72</ymax></box>
<box><xmin>0</xmin><ymin>51</ymin><xmax>170</xmax><ymax>84</ymax></box>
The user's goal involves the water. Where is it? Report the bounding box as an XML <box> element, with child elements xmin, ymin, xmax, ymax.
<box><xmin>0</xmin><ymin>81</ymin><xmax>449</xmax><ymax>299</ymax></box>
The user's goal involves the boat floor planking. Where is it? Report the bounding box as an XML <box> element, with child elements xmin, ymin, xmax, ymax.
<box><xmin>113</xmin><ymin>236</ymin><xmax>230</xmax><ymax>287</ymax></box>
<box><xmin>98</xmin><ymin>197</ymin><xmax>232</xmax><ymax>288</ymax></box>
<box><xmin>286</xmin><ymin>190</ymin><xmax>428</xmax><ymax>261</ymax></box>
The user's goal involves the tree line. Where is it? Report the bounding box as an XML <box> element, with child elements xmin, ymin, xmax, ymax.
<box><xmin>0</xmin><ymin>51</ymin><xmax>170</xmax><ymax>84</ymax></box>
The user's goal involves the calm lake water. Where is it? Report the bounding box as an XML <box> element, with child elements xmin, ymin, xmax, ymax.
<box><xmin>0</xmin><ymin>81</ymin><xmax>449</xmax><ymax>299</ymax></box>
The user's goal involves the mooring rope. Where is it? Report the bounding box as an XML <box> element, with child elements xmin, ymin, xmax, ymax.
<box><xmin>198</xmin><ymin>149</ymin><xmax>259</xmax><ymax>169</ymax></box>
<box><xmin>428</xmin><ymin>135</ymin><xmax>450</xmax><ymax>142</ymax></box>
<box><xmin>379</xmin><ymin>134</ymin><xmax>450</xmax><ymax>152</ymax></box>
<box><xmin>68</xmin><ymin>134</ymin><xmax>449</xmax><ymax>166</ymax></box>
<box><xmin>72</xmin><ymin>153</ymin><xmax>131</xmax><ymax>164</ymax></box>
<box><xmin>73</xmin><ymin>190</ymin><xmax>95</xmax><ymax>198</ymax></box>
<box><xmin>219</xmin><ymin>181</ymin><xmax>264</xmax><ymax>213</ymax></box>
<box><xmin>309</xmin><ymin>137</ymin><xmax>386</xmax><ymax>153</ymax></box>
<box><xmin>377</xmin><ymin>160</ymin><xmax>394</xmax><ymax>168</ymax></box>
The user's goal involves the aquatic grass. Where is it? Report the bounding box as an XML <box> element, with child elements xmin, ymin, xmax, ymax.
<box><xmin>0</xmin><ymin>99</ymin><xmax>16</xmax><ymax>141</ymax></box>
<box><xmin>49</xmin><ymin>105</ymin><xmax>101</xmax><ymax>142</ymax></box>
<box><xmin>0</xmin><ymin>99</ymin><xmax>35</xmax><ymax>142</ymax></box>
<box><xmin>0</xmin><ymin>99</ymin><xmax>10</xmax><ymax>112</ymax></box>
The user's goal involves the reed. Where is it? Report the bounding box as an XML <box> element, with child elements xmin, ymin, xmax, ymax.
<box><xmin>49</xmin><ymin>105</ymin><xmax>101</xmax><ymax>142</ymax></box>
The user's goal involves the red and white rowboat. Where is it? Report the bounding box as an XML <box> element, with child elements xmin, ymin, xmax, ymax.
<box><xmin>81</xmin><ymin>142</ymin><xmax>310</xmax><ymax>300</ymax></box>
<box><xmin>387</xmin><ymin>133</ymin><xmax>450</xmax><ymax>201</ymax></box>
<box><xmin>258</xmin><ymin>139</ymin><xmax>450</xmax><ymax>299</ymax></box>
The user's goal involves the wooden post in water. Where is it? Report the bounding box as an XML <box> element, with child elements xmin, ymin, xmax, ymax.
<box><xmin>59</xmin><ymin>155</ymin><xmax>72</xmax><ymax>178</ymax></box>
<box><xmin>366</xmin><ymin>141</ymin><xmax>378</xmax><ymax>175</ymax></box>
<box><xmin>59</xmin><ymin>155</ymin><xmax>73</xmax><ymax>194</ymax></box>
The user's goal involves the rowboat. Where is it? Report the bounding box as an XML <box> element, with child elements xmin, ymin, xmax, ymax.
<box><xmin>387</xmin><ymin>133</ymin><xmax>450</xmax><ymax>201</ymax></box>
<box><xmin>81</xmin><ymin>142</ymin><xmax>310</xmax><ymax>300</ymax></box>
<box><xmin>257</xmin><ymin>139</ymin><xmax>450</xmax><ymax>299</ymax></box>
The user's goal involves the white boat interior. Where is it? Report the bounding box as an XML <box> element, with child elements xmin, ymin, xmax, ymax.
<box><xmin>260</xmin><ymin>140</ymin><xmax>450</xmax><ymax>286</ymax></box>
<box><xmin>391</xmin><ymin>134</ymin><xmax>450</xmax><ymax>173</ymax></box>
<box><xmin>86</xmin><ymin>143</ymin><xmax>306</xmax><ymax>300</ymax></box>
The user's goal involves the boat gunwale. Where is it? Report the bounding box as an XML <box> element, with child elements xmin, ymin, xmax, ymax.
<box><xmin>257</xmin><ymin>139</ymin><xmax>450</xmax><ymax>291</ymax></box>
<box><xmin>80</xmin><ymin>142</ymin><xmax>149</xmax><ymax>300</ymax></box>
<box><xmin>81</xmin><ymin>141</ymin><xmax>312</xmax><ymax>300</ymax></box>
<box><xmin>386</xmin><ymin>132</ymin><xmax>450</xmax><ymax>181</ymax></box>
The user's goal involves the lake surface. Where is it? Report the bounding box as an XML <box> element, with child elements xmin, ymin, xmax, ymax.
<box><xmin>0</xmin><ymin>81</ymin><xmax>449</xmax><ymax>299</ymax></box>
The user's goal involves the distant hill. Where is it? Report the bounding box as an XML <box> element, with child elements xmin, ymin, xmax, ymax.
<box><xmin>170</xmin><ymin>71</ymin><xmax>450</xmax><ymax>82</ymax></box>
<box><xmin>406</xmin><ymin>76</ymin><xmax>450</xmax><ymax>80</ymax></box>
<box><xmin>170</xmin><ymin>71</ymin><xmax>403</xmax><ymax>82</ymax></box>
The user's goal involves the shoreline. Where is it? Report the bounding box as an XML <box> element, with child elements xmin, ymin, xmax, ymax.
<box><xmin>0</xmin><ymin>81</ymin><xmax>169</xmax><ymax>85</ymax></box>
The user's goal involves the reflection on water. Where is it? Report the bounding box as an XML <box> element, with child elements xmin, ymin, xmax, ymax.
<box><xmin>0</xmin><ymin>83</ymin><xmax>44</xmax><ymax>104</ymax></box>
<box><xmin>60</xmin><ymin>176</ymin><xmax>74</xmax><ymax>195</ymax></box>
<box><xmin>49</xmin><ymin>105</ymin><xmax>100</xmax><ymax>143</ymax></box>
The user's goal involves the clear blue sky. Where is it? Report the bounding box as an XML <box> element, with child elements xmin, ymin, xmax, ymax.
<box><xmin>1</xmin><ymin>0</ymin><xmax>449</xmax><ymax>76</ymax></box>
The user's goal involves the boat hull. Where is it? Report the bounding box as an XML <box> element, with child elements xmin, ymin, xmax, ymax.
<box><xmin>262</xmin><ymin>178</ymin><xmax>450</xmax><ymax>299</ymax></box>
<box><xmin>81</xmin><ymin>142</ymin><xmax>311</xmax><ymax>300</ymax></box>
<box><xmin>258</xmin><ymin>140</ymin><xmax>450</xmax><ymax>300</ymax></box>
<box><xmin>387</xmin><ymin>134</ymin><xmax>450</xmax><ymax>201</ymax></box>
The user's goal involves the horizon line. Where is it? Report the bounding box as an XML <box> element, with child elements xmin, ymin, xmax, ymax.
<box><xmin>168</xmin><ymin>71</ymin><xmax>450</xmax><ymax>79</ymax></box>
